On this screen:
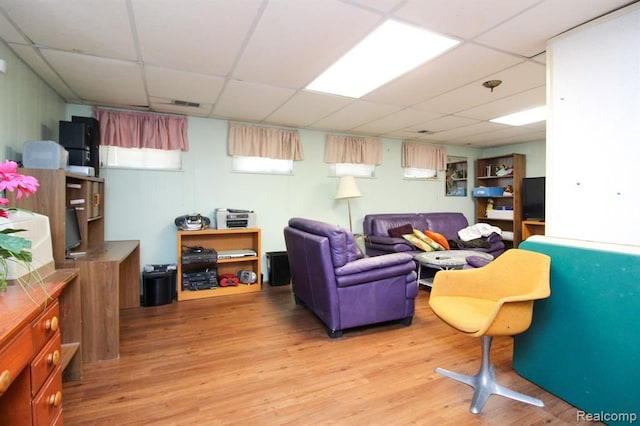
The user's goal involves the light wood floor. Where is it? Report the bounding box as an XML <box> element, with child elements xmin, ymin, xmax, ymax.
<box><xmin>62</xmin><ymin>285</ymin><xmax>588</xmax><ymax>425</ymax></box>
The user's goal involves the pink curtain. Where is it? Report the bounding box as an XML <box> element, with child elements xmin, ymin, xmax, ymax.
<box><xmin>228</xmin><ymin>123</ymin><xmax>303</xmax><ymax>160</ymax></box>
<box><xmin>401</xmin><ymin>142</ymin><xmax>447</xmax><ymax>170</ymax></box>
<box><xmin>324</xmin><ymin>135</ymin><xmax>382</xmax><ymax>165</ymax></box>
<box><xmin>94</xmin><ymin>107</ymin><xmax>189</xmax><ymax>151</ymax></box>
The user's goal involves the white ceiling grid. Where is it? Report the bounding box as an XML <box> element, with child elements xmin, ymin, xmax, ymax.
<box><xmin>0</xmin><ymin>0</ymin><xmax>635</xmax><ymax>146</ymax></box>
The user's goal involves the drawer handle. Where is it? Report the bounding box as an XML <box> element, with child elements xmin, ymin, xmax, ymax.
<box><xmin>44</xmin><ymin>316</ymin><xmax>59</xmax><ymax>332</ymax></box>
<box><xmin>48</xmin><ymin>391</ymin><xmax>62</xmax><ymax>407</ymax></box>
<box><xmin>47</xmin><ymin>350</ymin><xmax>61</xmax><ymax>367</ymax></box>
<box><xmin>0</xmin><ymin>370</ymin><xmax>11</xmax><ymax>393</ymax></box>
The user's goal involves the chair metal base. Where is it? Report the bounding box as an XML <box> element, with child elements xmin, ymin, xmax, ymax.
<box><xmin>435</xmin><ymin>335</ymin><xmax>544</xmax><ymax>414</ymax></box>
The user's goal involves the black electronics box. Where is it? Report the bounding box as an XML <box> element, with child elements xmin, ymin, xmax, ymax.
<box><xmin>142</xmin><ymin>264</ymin><xmax>177</xmax><ymax>306</ymax></box>
<box><xmin>266</xmin><ymin>251</ymin><xmax>290</xmax><ymax>286</ymax></box>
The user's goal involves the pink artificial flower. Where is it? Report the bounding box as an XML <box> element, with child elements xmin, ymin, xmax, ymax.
<box><xmin>0</xmin><ymin>160</ymin><xmax>39</xmax><ymax>199</ymax></box>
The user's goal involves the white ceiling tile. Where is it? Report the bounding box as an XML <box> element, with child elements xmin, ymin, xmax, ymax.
<box><xmin>309</xmin><ymin>101</ymin><xmax>403</xmax><ymax>132</ymax></box>
<box><xmin>133</xmin><ymin>0</ymin><xmax>263</xmax><ymax>75</ymax></box>
<box><xmin>410</xmin><ymin>115</ymin><xmax>480</xmax><ymax>133</ymax></box>
<box><xmin>8</xmin><ymin>43</ymin><xmax>77</xmax><ymax>100</ymax></box>
<box><xmin>234</xmin><ymin>0</ymin><xmax>381</xmax><ymax>88</ymax></box>
<box><xmin>212</xmin><ymin>79</ymin><xmax>295</xmax><ymax>123</ymax></box>
<box><xmin>1</xmin><ymin>0</ymin><xmax>136</xmax><ymax>60</ymax></box>
<box><xmin>266</xmin><ymin>91</ymin><xmax>354</xmax><ymax>128</ymax></box>
<box><xmin>347</xmin><ymin>0</ymin><xmax>406</xmax><ymax>14</ymax></box>
<box><xmin>145</xmin><ymin>66</ymin><xmax>224</xmax><ymax>104</ymax></box>
<box><xmin>413</xmin><ymin>61</ymin><xmax>545</xmax><ymax>114</ymax></box>
<box><xmin>364</xmin><ymin>44</ymin><xmax>524</xmax><ymax>107</ymax></box>
<box><xmin>475</xmin><ymin>0</ymin><xmax>635</xmax><ymax>57</ymax></box>
<box><xmin>351</xmin><ymin>108</ymin><xmax>442</xmax><ymax>135</ymax></box>
<box><xmin>395</xmin><ymin>0</ymin><xmax>540</xmax><ymax>39</ymax></box>
<box><xmin>41</xmin><ymin>50</ymin><xmax>147</xmax><ymax>106</ymax></box>
<box><xmin>459</xmin><ymin>86</ymin><xmax>546</xmax><ymax>120</ymax></box>
<box><xmin>0</xmin><ymin>12</ymin><xmax>26</xmax><ymax>43</ymax></box>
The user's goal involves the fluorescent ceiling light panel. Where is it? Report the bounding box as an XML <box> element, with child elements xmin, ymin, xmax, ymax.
<box><xmin>306</xmin><ymin>20</ymin><xmax>460</xmax><ymax>98</ymax></box>
<box><xmin>490</xmin><ymin>106</ymin><xmax>547</xmax><ymax>126</ymax></box>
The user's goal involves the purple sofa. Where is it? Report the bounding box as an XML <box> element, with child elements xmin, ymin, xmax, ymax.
<box><xmin>363</xmin><ymin>212</ymin><xmax>505</xmax><ymax>258</ymax></box>
<box><xmin>284</xmin><ymin>218</ymin><xmax>418</xmax><ymax>338</ymax></box>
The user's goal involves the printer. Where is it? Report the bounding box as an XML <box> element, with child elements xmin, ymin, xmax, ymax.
<box><xmin>215</xmin><ymin>208</ymin><xmax>257</xmax><ymax>229</ymax></box>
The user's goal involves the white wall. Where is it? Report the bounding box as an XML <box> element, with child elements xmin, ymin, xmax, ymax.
<box><xmin>546</xmin><ymin>4</ymin><xmax>640</xmax><ymax>246</ymax></box>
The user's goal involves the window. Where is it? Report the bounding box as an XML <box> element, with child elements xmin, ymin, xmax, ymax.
<box><xmin>232</xmin><ymin>155</ymin><xmax>293</xmax><ymax>175</ymax></box>
<box><xmin>99</xmin><ymin>145</ymin><xmax>181</xmax><ymax>170</ymax></box>
<box><xmin>404</xmin><ymin>167</ymin><xmax>437</xmax><ymax>179</ymax></box>
<box><xmin>329</xmin><ymin>162</ymin><xmax>375</xmax><ymax>178</ymax></box>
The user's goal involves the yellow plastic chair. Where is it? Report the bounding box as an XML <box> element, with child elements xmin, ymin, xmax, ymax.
<box><xmin>428</xmin><ymin>249</ymin><xmax>551</xmax><ymax>414</ymax></box>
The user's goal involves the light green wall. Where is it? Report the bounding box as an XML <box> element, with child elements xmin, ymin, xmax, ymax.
<box><xmin>0</xmin><ymin>40</ymin><xmax>66</xmax><ymax>160</ymax></box>
<box><xmin>68</xmin><ymin>104</ymin><xmax>493</xmax><ymax>270</ymax></box>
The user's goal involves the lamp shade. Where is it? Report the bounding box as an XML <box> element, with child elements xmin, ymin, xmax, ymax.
<box><xmin>335</xmin><ymin>176</ymin><xmax>362</xmax><ymax>199</ymax></box>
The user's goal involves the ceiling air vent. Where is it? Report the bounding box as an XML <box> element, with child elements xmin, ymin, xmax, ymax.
<box><xmin>172</xmin><ymin>100</ymin><xmax>201</xmax><ymax>108</ymax></box>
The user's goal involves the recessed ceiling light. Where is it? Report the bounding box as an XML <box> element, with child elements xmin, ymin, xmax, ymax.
<box><xmin>306</xmin><ymin>20</ymin><xmax>459</xmax><ymax>98</ymax></box>
<box><xmin>490</xmin><ymin>106</ymin><xmax>546</xmax><ymax>126</ymax></box>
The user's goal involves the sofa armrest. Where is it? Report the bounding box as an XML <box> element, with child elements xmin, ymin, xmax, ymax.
<box><xmin>334</xmin><ymin>253</ymin><xmax>416</xmax><ymax>287</ymax></box>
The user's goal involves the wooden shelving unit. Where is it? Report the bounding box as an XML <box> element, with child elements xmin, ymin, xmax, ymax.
<box><xmin>177</xmin><ymin>228</ymin><xmax>262</xmax><ymax>301</ymax></box>
<box><xmin>11</xmin><ymin>168</ymin><xmax>104</xmax><ymax>264</ymax></box>
<box><xmin>474</xmin><ymin>154</ymin><xmax>525</xmax><ymax>247</ymax></box>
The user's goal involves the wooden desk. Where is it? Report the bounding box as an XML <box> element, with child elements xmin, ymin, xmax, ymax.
<box><xmin>61</xmin><ymin>240</ymin><xmax>140</xmax><ymax>363</ymax></box>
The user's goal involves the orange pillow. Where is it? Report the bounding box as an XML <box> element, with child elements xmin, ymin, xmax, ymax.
<box><xmin>425</xmin><ymin>230</ymin><xmax>450</xmax><ymax>250</ymax></box>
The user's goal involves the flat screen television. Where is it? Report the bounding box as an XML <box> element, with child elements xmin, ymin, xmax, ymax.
<box><xmin>65</xmin><ymin>207</ymin><xmax>83</xmax><ymax>257</ymax></box>
<box><xmin>522</xmin><ymin>177</ymin><xmax>546</xmax><ymax>221</ymax></box>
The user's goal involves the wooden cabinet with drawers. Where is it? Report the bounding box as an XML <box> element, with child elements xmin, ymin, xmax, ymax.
<box><xmin>0</xmin><ymin>269</ymin><xmax>79</xmax><ymax>425</ymax></box>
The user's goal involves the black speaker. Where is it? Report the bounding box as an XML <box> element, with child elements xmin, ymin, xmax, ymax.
<box><xmin>59</xmin><ymin>118</ymin><xmax>100</xmax><ymax>176</ymax></box>
<box><xmin>266</xmin><ymin>251</ymin><xmax>291</xmax><ymax>286</ymax></box>
<box><xmin>59</xmin><ymin>121</ymin><xmax>88</xmax><ymax>149</ymax></box>
<box><xmin>67</xmin><ymin>148</ymin><xmax>91</xmax><ymax>166</ymax></box>
<box><xmin>72</xmin><ymin>116</ymin><xmax>100</xmax><ymax>176</ymax></box>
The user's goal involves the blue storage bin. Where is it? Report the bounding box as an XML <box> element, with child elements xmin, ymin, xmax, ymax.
<box><xmin>472</xmin><ymin>186</ymin><xmax>505</xmax><ymax>197</ymax></box>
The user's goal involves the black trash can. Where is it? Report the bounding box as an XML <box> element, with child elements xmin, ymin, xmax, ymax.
<box><xmin>142</xmin><ymin>264</ymin><xmax>176</xmax><ymax>306</ymax></box>
<box><xmin>266</xmin><ymin>251</ymin><xmax>290</xmax><ymax>286</ymax></box>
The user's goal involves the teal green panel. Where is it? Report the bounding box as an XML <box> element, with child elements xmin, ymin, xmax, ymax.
<box><xmin>514</xmin><ymin>240</ymin><xmax>640</xmax><ymax>424</ymax></box>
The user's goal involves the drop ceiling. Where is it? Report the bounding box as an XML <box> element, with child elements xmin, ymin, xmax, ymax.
<box><xmin>0</xmin><ymin>0</ymin><xmax>635</xmax><ymax>147</ymax></box>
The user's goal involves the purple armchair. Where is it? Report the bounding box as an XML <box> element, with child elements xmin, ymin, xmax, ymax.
<box><xmin>284</xmin><ymin>218</ymin><xmax>418</xmax><ymax>338</ymax></box>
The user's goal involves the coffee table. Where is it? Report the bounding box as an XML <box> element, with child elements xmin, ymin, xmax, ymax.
<box><xmin>413</xmin><ymin>250</ymin><xmax>494</xmax><ymax>287</ymax></box>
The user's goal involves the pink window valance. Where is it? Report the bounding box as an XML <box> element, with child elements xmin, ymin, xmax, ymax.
<box><xmin>228</xmin><ymin>123</ymin><xmax>303</xmax><ymax>160</ymax></box>
<box><xmin>94</xmin><ymin>107</ymin><xmax>189</xmax><ymax>151</ymax></box>
<box><xmin>324</xmin><ymin>135</ymin><xmax>382</xmax><ymax>165</ymax></box>
<box><xmin>401</xmin><ymin>141</ymin><xmax>447</xmax><ymax>170</ymax></box>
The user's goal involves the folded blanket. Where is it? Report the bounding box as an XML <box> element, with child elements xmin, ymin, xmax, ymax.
<box><xmin>458</xmin><ymin>223</ymin><xmax>502</xmax><ymax>242</ymax></box>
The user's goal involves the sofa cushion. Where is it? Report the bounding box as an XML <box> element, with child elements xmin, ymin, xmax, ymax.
<box><xmin>402</xmin><ymin>234</ymin><xmax>434</xmax><ymax>252</ymax></box>
<box><xmin>413</xmin><ymin>229</ymin><xmax>445</xmax><ymax>250</ymax></box>
<box><xmin>388</xmin><ymin>223</ymin><xmax>413</xmax><ymax>237</ymax></box>
<box><xmin>425</xmin><ymin>230</ymin><xmax>450</xmax><ymax>250</ymax></box>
